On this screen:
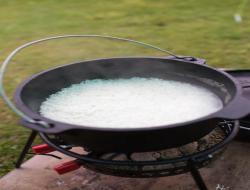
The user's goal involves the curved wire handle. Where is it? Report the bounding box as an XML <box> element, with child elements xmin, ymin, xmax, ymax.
<box><xmin>0</xmin><ymin>34</ymin><xmax>179</xmax><ymax>128</ymax></box>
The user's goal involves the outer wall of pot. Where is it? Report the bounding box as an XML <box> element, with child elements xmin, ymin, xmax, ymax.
<box><xmin>56</xmin><ymin>118</ymin><xmax>219</xmax><ymax>152</ymax></box>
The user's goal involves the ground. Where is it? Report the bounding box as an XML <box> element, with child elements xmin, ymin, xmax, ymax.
<box><xmin>0</xmin><ymin>0</ymin><xmax>250</xmax><ymax>177</ymax></box>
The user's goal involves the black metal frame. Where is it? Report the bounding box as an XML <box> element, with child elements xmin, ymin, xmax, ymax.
<box><xmin>15</xmin><ymin>130</ymin><xmax>37</xmax><ymax>168</ymax></box>
<box><xmin>15</xmin><ymin>121</ymin><xmax>238</xmax><ymax>190</ymax></box>
<box><xmin>15</xmin><ymin>132</ymin><xmax>209</xmax><ymax>190</ymax></box>
<box><xmin>188</xmin><ymin>159</ymin><xmax>208</xmax><ymax>190</ymax></box>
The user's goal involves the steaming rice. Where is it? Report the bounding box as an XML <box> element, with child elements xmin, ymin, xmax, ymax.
<box><xmin>40</xmin><ymin>78</ymin><xmax>223</xmax><ymax>128</ymax></box>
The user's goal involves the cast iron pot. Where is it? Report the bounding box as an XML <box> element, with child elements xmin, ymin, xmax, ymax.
<box><xmin>14</xmin><ymin>56</ymin><xmax>250</xmax><ymax>152</ymax></box>
<box><xmin>1</xmin><ymin>35</ymin><xmax>250</xmax><ymax>153</ymax></box>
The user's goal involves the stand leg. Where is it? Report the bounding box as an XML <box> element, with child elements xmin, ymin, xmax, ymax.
<box><xmin>15</xmin><ymin>130</ymin><xmax>37</xmax><ymax>168</ymax></box>
<box><xmin>188</xmin><ymin>160</ymin><xmax>208</xmax><ymax>190</ymax></box>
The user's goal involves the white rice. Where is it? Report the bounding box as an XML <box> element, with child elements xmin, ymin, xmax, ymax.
<box><xmin>40</xmin><ymin>77</ymin><xmax>223</xmax><ymax>128</ymax></box>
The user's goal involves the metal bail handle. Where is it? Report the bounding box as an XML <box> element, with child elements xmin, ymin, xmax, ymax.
<box><xmin>0</xmin><ymin>34</ymin><xmax>193</xmax><ymax>129</ymax></box>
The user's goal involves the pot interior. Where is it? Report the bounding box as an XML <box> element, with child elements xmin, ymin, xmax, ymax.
<box><xmin>16</xmin><ymin>57</ymin><xmax>237</xmax><ymax>119</ymax></box>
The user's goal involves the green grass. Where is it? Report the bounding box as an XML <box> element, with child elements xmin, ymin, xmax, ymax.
<box><xmin>0</xmin><ymin>0</ymin><xmax>250</xmax><ymax>177</ymax></box>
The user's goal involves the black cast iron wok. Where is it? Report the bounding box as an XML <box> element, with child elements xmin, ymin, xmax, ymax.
<box><xmin>0</xmin><ymin>35</ymin><xmax>249</xmax><ymax>152</ymax></box>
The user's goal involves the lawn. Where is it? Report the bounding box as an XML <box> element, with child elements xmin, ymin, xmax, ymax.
<box><xmin>0</xmin><ymin>0</ymin><xmax>250</xmax><ymax>177</ymax></box>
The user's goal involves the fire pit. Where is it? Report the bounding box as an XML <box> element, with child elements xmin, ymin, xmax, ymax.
<box><xmin>43</xmin><ymin>121</ymin><xmax>236</xmax><ymax>171</ymax></box>
<box><xmin>32</xmin><ymin>120</ymin><xmax>237</xmax><ymax>190</ymax></box>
